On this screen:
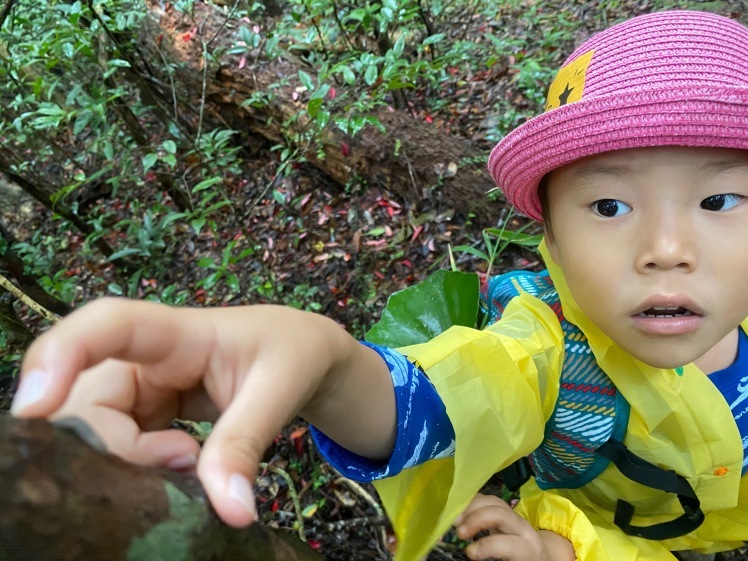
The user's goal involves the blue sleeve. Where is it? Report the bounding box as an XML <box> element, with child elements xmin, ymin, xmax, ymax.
<box><xmin>310</xmin><ymin>342</ymin><xmax>456</xmax><ymax>482</ymax></box>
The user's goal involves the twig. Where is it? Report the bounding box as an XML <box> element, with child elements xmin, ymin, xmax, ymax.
<box><xmin>320</xmin><ymin>515</ymin><xmax>389</xmax><ymax>532</ymax></box>
<box><xmin>260</xmin><ymin>462</ymin><xmax>306</xmax><ymax>541</ymax></box>
<box><xmin>206</xmin><ymin>0</ymin><xmax>243</xmax><ymax>47</ymax></box>
<box><xmin>0</xmin><ymin>272</ymin><xmax>59</xmax><ymax>324</ymax></box>
<box><xmin>400</xmin><ymin>149</ymin><xmax>421</xmax><ymax>196</ymax></box>
<box><xmin>335</xmin><ymin>477</ymin><xmax>388</xmax><ymax>556</ymax></box>
<box><xmin>335</xmin><ymin>477</ymin><xmax>384</xmax><ymax>517</ymax></box>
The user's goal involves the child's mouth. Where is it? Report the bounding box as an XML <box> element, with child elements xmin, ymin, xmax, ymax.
<box><xmin>637</xmin><ymin>306</ymin><xmax>694</xmax><ymax>319</ymax></box>
<box><xmin>631</xmin><ymin>299</ymin><xmax>703</xmax><ymax>335</ymax></box>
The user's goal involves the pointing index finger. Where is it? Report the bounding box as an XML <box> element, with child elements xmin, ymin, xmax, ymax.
<box><xmin>14</xmin><ymin>298</ymin><xmax>215</xmax><ymax>417</ymax></box>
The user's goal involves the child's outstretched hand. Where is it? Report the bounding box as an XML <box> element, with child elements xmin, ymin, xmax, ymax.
<box><xmin>11</xmin><ymin>298</ymin><xmax>394</xmax><ymax>529</ymax></box>
<box><xmin>455</xmin><ymin>494</ymin><xmax>576</xmax><ymax>561</ymax></box>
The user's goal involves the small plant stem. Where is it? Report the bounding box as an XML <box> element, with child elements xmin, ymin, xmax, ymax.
<box><xmin>260</xmin><ymin>462</ymin><xmax>306</xmax><ymax>541</ymax></box>
<box><xmin>320</xmin><ymin>515</ymin><xmax>389</xmax><ymax>532</ymax></box>
<box><xmin>330</xmin><ymin>0</ymin><xmax>356</xmax><ymax>52</ymax></box>
<box><xmin>336</xmin><ymin>477</ymin><xmax>388</xmax><ymax>555</ymax></box>
<box><xmin>0</xmin><ymin>272</ymin><xmax>59</xmax><ymax>324</ymax></box>
<box><xmin>335</xmin><ymin>477</ymin><xmax>384</xmax><ymax>517</ymax></box>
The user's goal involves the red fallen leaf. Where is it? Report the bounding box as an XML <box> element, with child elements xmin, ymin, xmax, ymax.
<box><xmin>425</xmin><ymin>114</ymin><xmax>433</xmax><ymax>124</ymax></box>
<box><xmin>145</xmin><ymin>171</ymin><xmax>156</xmax><ymax>182</ymax></box>
<box><xmin>308</xmin><ymin>540</ymin><xmax>322</xmax><ymax>551</ymax></box>
<box><xmin>410</xmin><ymin>225</ymin><xmax>424</xmax><ymax>242</ymax></box>
<box><xmin>401</xmin><ymin>259</ymin><xmax>412</xmax><ymax>268</ymax></box>
<box><xmin>238</xmin><ymin>55</ymin><xmax>247</xmax><ymax>69</ymax></box>
<box><xmin>299</xmin><ymin>192</ymin><xmax>312</xmax><ymax>208</ymax></box>
<box><xmin>387</xmin><ymin>206</ymin><xmax>394</xmax><ymax>218</ymax></box>
<box><xmin>373</xmin><ymin>271</ymin><xmax>385</xmax><ymax>280</ymax></box>
<box><xmin>384</xmin><ymin>225</ymin><xmax>393</xmax><ymax>237</ymax></box>
<box><xmin>271</xmin><ymin>498</ymin><xmax>279</xmax><ymax>512</ymax></box>
<box><xmin>329</xmin><ymin>87</ymin><xmax>336</xmax><ymax>100</ymax></box>
<box><xmin>341</xmin><ymin>142</ymin><xmax>350</xmax><ymax>157</ymax></box>
<box><xmin>294</xmin><ymin>436</ymin><xmax>304</xmax><ymax>457</ymax></box>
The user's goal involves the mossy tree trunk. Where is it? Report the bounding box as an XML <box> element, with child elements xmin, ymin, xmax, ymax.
<box><xmin>0</xmin><ymin>415</ymin><xmax>323</xmax><ymax>561</ymax></box>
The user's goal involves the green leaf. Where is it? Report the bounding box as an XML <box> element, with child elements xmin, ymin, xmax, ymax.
<box><xmin>364</xmin><ymin>64</ymin><xmax>379</xmax><ymax>86</ymax></box>
<box><xmin>107</xmin><ymin>283</ymin><xmax>124</xmax><ymax>296</ymax></box>
<box><xmin>422</xmin><ymin>33</ymin><xmax>446</xmax><ymax>46</ymax></box>
<box><xmin>484</xmin><ymin>229</ymin><xmax>543</xmax><ymax>248</ymax></box>
<box><xmin>162</xmin><ymin>140</ymin><xmax>177</xmax><ymax>154</ymax></box>
<box><xmin>341</xmin><ymin>66</ymin><xmax>356</xmax><ymax>84</ymax></box>
<box><xmin>307</xmin><ymin>97</ymin><xmax>323</xmax><ymax>118</ymax></box>
<box><xmin>451</xmin><ymin>245</ymin><xmax>490</xmax><ymax>261</ymax></box>
<box><xmin>227</xmin><ymin>274</ymin><xmax>240</xmax><ymax>293</ymax></box>
<box><xmin>392</xmin><ymin>35</ymin><xmax>405</xmax><ymax>59</ymax></box>
<box><xmin>191</xmin><ymin>218</ymin><xmax>206</xmax><ymax>235</ymax></box>
<box><xmin>107</xmin><ymin>248</ymin><xmax>143</xmax><ymax>262</ymax></box>
<box><xmin>108</xmin><ymin>59</ymin><xmax>131</xmax><ymax>68</ymax></box>
<box><xmin>365</xmin><ymin>270</ymin><xmax>480</xmax><ymax>347</ymax></box>
<box><xmin>298</xmin><ymin>70</ymin><xmax>315</xmax><ymax>92</ymax></box>
<box><xmin>142</xmin><ymin>153</ymin><xmax>158</xmax><ymax>172</ymax></box>
<box><xmin>192</xmin><ymin>177</ymin><xmax>221</xmax><ymax>192</ymax></box>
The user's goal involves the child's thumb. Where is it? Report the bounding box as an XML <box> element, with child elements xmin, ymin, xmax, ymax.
<box><xmin>195</xmin><ymin>388</ymin><xmax>293</xmax><ymax>528</ymax></box>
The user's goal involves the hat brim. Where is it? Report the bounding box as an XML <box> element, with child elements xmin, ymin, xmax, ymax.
<box><xmin>487</xmin><ymin>86</ymin><xmax>748</xmax><ymax>222</ymax></box>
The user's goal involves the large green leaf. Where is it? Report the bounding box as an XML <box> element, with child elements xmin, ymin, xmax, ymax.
<box><xmin>365</xmin><ymin>270</ymin><xmax>480</xmax><ymax>347</ymax></box>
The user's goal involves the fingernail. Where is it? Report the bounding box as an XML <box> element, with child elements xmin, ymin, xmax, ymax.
<box><xmin>166</xmin><ymin>453</ymin><xmax>198</xmax><ymax>471</ymax></box>
<box><xmin>228</xmin><ymin>473</ymin><xmax>255</xmax><ymax>516</ymax></box>
<box><xmin>11</xmin><ymin>370</ymin><xmax>49</xmax><ymax>414</ymax></box>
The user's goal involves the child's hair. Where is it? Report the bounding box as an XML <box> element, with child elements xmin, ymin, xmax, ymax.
<box><xmin>487</xmin><ymin>10</ymin><xmax>748</xmax><ymax>222</ymax></box>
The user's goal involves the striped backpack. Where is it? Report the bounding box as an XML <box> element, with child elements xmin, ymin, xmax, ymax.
<box><xmin>480</xmin><ymin>270</ymin><xmax>705</xmax><ymax>540</ymax></box>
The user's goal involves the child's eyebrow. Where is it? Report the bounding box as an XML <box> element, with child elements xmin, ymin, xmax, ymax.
<box><xmin>572</xmin><ymin>161</ymin><xmax>632</xmax><ymax>180</ymax></box>
<box><xmin>703</xmin><ymin>159</ymin><xmax>748</xmax><ymax>173</ymax></box>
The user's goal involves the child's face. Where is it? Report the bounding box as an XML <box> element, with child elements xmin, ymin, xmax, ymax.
<box><xmin>544</xmin><ymin>146</ymin><xmax>748</xmax><ymax>369</ymax></box>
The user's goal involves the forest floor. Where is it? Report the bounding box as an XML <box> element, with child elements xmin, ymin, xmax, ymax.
<box><xmin>2</xmin><ymin>0</ymin><xmax>748</xmax><ymax>559</ymax></box>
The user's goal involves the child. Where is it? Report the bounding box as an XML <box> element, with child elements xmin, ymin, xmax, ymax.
<box><xmin>11</xmin><ymin>9</ymin><xmax>748</xmax><ymax>561</ymax></box>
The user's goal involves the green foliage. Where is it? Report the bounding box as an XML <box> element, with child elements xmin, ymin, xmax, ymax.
<box><xmin>365</xmin><ymin>270</ymin><xmax>479</xmax><ymax>347</ymax></box>
<box><xmin>0</xmin><ymin>0</ymin><xmax>722</xmax><ymax>367</ymax></box>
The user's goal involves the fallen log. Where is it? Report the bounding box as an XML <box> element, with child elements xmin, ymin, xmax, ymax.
<box><xmin>139</xmin><ymin>0</ymin><xmax>502</xmax><ymax>227</ymax></box>
<box><xmin>0</xmin><ymin>414</ymin><xmax>322</xmax><ymax>561</ymax></box>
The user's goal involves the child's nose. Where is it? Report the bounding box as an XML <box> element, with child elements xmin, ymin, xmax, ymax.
<box><xmin>635</xmin><ymin>217</ymin><xmax>696</xmax><ymax>273</ymax></box>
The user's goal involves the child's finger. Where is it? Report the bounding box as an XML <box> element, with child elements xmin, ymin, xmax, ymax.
<box><xmin>465</xmin><ymin>533</ymin><xmax>541</xmax><ymax>561</ymax></box>
<box><xmin>456</xmin><ymin>494</ymin><xmax>514</xmax><ymax>531</ymax></box>
<box><xmin>457</xmin><ymin>503</ymin><xmax>530</xmax><ymax>541</ymax></box>
<box><xmin>48</xmin><ymin>359</ymin><xmax>202</xmax><ymax>468</ymax></box>
<box><xmin>196</xmin><ymin>364</ymin><xmax>302</xmax><ymax>527</ymax></box>
<box><xmin>13</xmin><ymin>299</ymin><xmax>214</xmax><ymax>418</ymax></box>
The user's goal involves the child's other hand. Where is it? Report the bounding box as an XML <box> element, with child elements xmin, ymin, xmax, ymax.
<box><xmin>455</xmin><ymin>494</ymin><xmax>575</xmax><ymax>561</ymax></box>
<box><xmin>11</xmin><ymin>298</ymin><xmax>394</xmax><ymax>530</ymax></box>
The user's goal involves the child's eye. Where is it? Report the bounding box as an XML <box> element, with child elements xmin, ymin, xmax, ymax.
<box><xmin>591</xmin><ymin>199</ymin><xmax>632</xmax><ymax>217</ymax></box>
<box><xmin>700</xmin><ymin>194</ymin><xmax>744</xmax><ymax>211</ymax></box>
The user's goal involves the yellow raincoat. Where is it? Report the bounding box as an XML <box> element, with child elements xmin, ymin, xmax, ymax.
<box><xmin>373</xmin><ymin>241</ymin><xmax>748</xmax><ymax>561</ymax></box>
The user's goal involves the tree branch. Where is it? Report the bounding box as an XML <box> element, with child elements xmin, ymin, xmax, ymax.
<box><xmin>0</xmin><ymin>271</ymin><xmax>59</xmax><ymax>324</ymax></box>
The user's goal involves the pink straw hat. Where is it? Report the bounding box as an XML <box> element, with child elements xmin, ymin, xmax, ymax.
<box><xmin>487</xmin><ymin>10</ymin><xmax>748</xmax><ymax>222</ymax></box>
